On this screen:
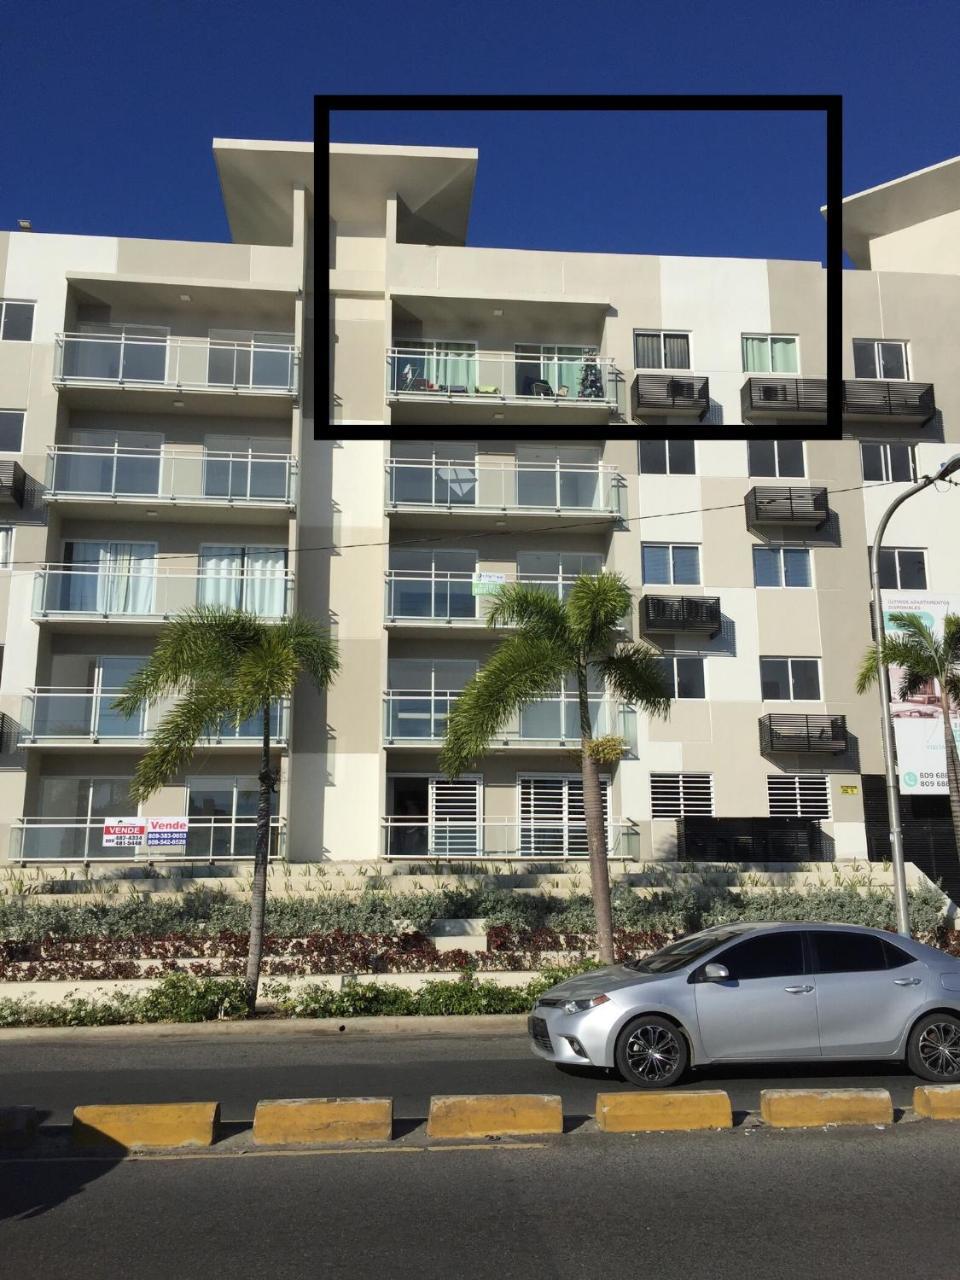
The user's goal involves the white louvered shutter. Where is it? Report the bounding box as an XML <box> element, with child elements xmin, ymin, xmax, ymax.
<box><xmin>429</xmin><ymin>775</ymin><xmax>481</xmax><ymax>855</ymax></box>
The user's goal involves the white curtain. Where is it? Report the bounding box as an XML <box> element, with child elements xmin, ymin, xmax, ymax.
<box><xmin>98</xmin><ymin>542</ymin><xmax>155</xmax><ymax>614</ymax></box>
<box><xmin>243</xmin><ymin>547</ymin><xmax>287</xmax><ymax>616</ymax></box>
<box><xmin>199</xmin><ymin>547</ymin><xmax>243</xmax><ymax>608</ymax></box>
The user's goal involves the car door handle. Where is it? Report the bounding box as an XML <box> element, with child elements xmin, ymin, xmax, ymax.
<box><xmin>893</xmin><ymin>977</ymin><xmax>921</xmax><ymax>986</ymax></box>
<box><xmin>784</xmin><ymin>984</ymin><xmax>814</xmax><ymax>994</ymax></box>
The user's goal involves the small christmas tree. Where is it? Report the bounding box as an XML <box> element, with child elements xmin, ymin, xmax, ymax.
<box><xmin>579</xmin><ymin>360</ymin><xmax>604</xmax><ymax>399</ymax></box>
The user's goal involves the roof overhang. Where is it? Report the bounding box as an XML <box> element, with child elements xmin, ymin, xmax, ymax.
<box><xmin>330</xmin><ymin>143</ymin><xmax>477</xmax><ymax>244</ymax></box>
<box><xmin>822</xmin><ymin>153</ymin><xmax>960</xmax><ymax>267</ymax></box>
<box><xmin>214</xmin><ymin>138</ymin><xmax>313</xmax><ymax>247</ymax></box>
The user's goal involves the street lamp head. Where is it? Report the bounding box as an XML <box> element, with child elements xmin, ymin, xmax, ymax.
<box><xmin>935</xmin><ymin>453</ymin><xmax>960</xmax><ymax>481</ymax></box>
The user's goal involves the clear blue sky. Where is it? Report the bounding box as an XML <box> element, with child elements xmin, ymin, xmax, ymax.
<box><xmin>3</xmin><ymin>0</ymin><xmax>959</xmax><ymax>264</ymax></box>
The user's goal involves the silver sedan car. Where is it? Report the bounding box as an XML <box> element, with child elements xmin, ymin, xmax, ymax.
<box><xmin>528</xmin><ymin>922</ymin><xmax>960</xmax><ymax>1088</ymax></box>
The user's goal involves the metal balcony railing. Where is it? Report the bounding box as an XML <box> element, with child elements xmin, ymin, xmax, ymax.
<box><xmin>385</xmin><ymin>459</ymin><xmax>624</xmax><ymax>516</ymax></box>
<box><xmin>386</xmin><ymin>347</ymin><xmax>618</xmax><ymax>407</ymax></box>
<box><xmin>384</xmin><ymin>571</ymin><xmax>600</xmax><ymax>624</ymax></box>
<box><xmin>759</xmin><ymin>713</ymin><xmax>848</xmax><ymax>754</ymax></box>
<box><xmin>741</xmin><ymin>377</ymin><xmax>828</xmax><ymax>417</ymax></box>
<box><xmin>641</xmin><ymin>595</ymin><xmax>722</xmax><ymax>636</ymax></box>
<box><xmin>0</xmin><ymin>460</ymin><xmax>26</xmax><ymax>508</ymax></box>
<box><xmin>32</xmin><ymin>564</ymin><xmax>294</xmax><ymax>621</ymax></box>
<box><xmin>45</xmin><ymin>446</ymin><xmax>297</xmax><ymax>507</ymax></box>
<box><xmin>842</xmin><ymin>380</ymin><xmax>936</xmax><ymax>424</ymax></box>
<box><xmin>10</xmin><ymin>816</ymin><xmax>286</xmax><ymax>862</ymax></box>
<box><xmin>18</xmin><ymin>689</ymin><xmax>288</xmax><ymax>746</ymax></box>
<box><xmin>631</xmin><ymin>373</ymin><xmax>710</xmax><ymax>420</ymax></box>
<box><xmin>745</xmin><ymin>486</ymin><xmax>829</xmax><ymax>528</ymax></box>
<box><xmin>676</xmin><ymin>816</ymin><xmax>824</xmax><ymax>861</ymax></box>
<box><xmin>54</xmin><ymin>333</ymin><xmax>299</xmax><ymax>395</ymax></box>
<box><xmin>381</xmin><ymin>816</ymin><xmax>639</xmax><ymax>859</ymax></box>
<box><xmin>383</xmin><ymin>691</ymin><xmax>629</xmax><ymax>747</ymax></box>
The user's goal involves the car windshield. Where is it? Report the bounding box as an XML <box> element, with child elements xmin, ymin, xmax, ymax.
<box><xmin>623</xmin><ymin>927</ymin><xmax>750</xmax><ymax>974</ymax></box>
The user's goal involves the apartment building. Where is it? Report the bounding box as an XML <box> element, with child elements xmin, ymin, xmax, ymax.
<box><xmin>1</xmin><ymin>138</ymin><xmax>959</xmax><ymax>876</ymax></box>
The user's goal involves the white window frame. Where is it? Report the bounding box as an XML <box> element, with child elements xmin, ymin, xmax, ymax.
<box><xmin>385</xmin><ymin>772</ymin><xmax>483</xmax><ymax>856</ymax></box>
<box><xmin>767</xmin><ymin>774</ymin><xmax>831</xmax><ymax>818</ymax></box>
<box><xmin>517</xmin><ymin>772</ymin><xmax>612</xmax><ymax>856</ymax></box>
<box><xmin>752</xmin><ymin>545</ymin><xmax>814</xmax><ymax>589</ymax></box>
<box><xmin>852</xmin><ymin>338</ymin><xmax>910</xmax><ymax>381</ymax></box>
<box><xmin>859</xmin><ymin>441</ymin><xmax>917</xmax><ymax>484</ymax></box>
<box><xmin>650</xmin><ymin>773</ymin><xmax>714</xmax><ymax>819</ymax></box>
<box><xmin>741</xmin><ymin>333</ymin><xmax>800</xmax><ymax>374</ymax></box>
<box><xmin>0</xmin><ymin>409</ymin><xmax>25</xmax><ymax>454</ymax></box>
<box><xmin>0</xmin><ymin>299</ymin><xmax>36</xmax><ymax>342</ymax></box>
<box><xmin>759</xmin><ymin>656</ymin><xmax>823</xmax><ymax>702</ymax></box>
<box><xmin>632</xmin><ymin>330</ymin><xmax>693</xmax><ymax>371</ymax></box>
<box><xmin>638</xmin><ymin>438</ymin><xmax>697</xmax><ymax>476</ymax></box>
<box><xmin>746</xmin><ymin>437</ymin><xmax>806</xmax><ymax>479</ymax></box>
<box><xmin>0</xmin><ymin>525</ymin><xmax>12</xmax><ymax>570</ymax></box>
<box><xmin>658</xmin><ymin>654</ymin><xmax>708</xmax><ymax>700</ymax></box>
<box><xmin>873</xmin><ymin>546</ymin><xmax>928</xmax><ymax>591</ymax></box>
<box><xmin>641</xmin><ymin>542</ymin><xmax>701</xmax><ymax>586</ymax></box>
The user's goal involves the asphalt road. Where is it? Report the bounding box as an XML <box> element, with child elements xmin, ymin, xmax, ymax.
<box><xmin>0</xmin><ymin>1025</ymin><xmax>923</xmax><ymax>1122</ymax></box>
<box><xmin>3</xmin><ymin>1125</ymin><xmax>959</xmax><ymax>1279</ymax></box>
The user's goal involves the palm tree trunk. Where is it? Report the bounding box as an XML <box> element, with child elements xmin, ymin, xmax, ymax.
<box><xmin>941</xmin><ymin>686</ymin><xmax>960</xmax><ymax>864</ymax></box>
<box><xmin>577</xmin><ymin>662</ymin><xmax>614</xmax><ymax>965</ymax></box>
<box><xmin>245</xmin><ymin>701</ymin><xmax>273</xmax><ymax>1015</ymax></box>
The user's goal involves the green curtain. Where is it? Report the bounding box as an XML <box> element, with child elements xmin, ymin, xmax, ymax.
<box><xmin>742</xmin><ymin>336</ymin><xmax>770</xmax><ymax>372</ymax></box>
<box><xmin>770</xmin><ymin>337</ymin><xmax>798</xmax><ymax>373</ymax></box>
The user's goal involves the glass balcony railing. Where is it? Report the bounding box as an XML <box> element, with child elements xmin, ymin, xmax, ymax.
<box><xmin>383</xmin><ymin>692</ymin><xmax>631</xmax><ymax>746</ymax></box>
<box><xmin>380</xmin><ymin>816</ymin><xmax>639</xmax><ymax>859</ymax></box>
<box><xmin>10</xmin><ymin>816</ymin><xmax>285</xmax><ymax>862</ymax></box>
<box><xmin>386</xmin><ymin>347</ymin><xmax>618</xmax><ymax>407</ymax></box>
<box><xmin>19</xmin><ymin>689</ymin><xmax>288</xmax><ymax>745</ymax></box>
<box><xmin>384</xmin><ymin>572</ymin><xmax>603</xmax><ymax>623</ymax></box>
<box><xmin>54</xmin><ymin>333</ymin><xmax>298</xmax><ymax>394</ymax></box>
<box><xmin>45</xmin><ymin>446</ymin><xmax>297</xmax><ymax>506</ymax></box>
<box><xmin>33</xmin><ymin>565</ymin><xmax>294</xmax><ymax>620</ymax></box>
<box><xmin>385</xmin><ymin>459</ymin><xmax>624</xmax><ymax>515</ymax></box>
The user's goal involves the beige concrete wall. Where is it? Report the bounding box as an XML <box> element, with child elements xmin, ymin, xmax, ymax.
<box><xmin>868</xmin><ymin>209</ymin><xmax>960</xmax><ymax>276</ymax></box>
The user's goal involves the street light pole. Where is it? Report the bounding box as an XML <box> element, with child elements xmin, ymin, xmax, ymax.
<box><xmin>870</xmin><ymin>453</ymin><xmax>960</xmax><ymax>937</ymax></box>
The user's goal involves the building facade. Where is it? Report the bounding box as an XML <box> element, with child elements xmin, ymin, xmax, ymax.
<box><xmin>1</xmin><ymin>139</ymin><xmax>959</xmax><ymax>872</ymax></box>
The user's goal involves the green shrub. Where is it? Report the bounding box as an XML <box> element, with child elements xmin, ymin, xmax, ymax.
<box><xmin>137</xmin><ymin>972</ymin><xmax>248</xmax><ymax>1022</ymax></box>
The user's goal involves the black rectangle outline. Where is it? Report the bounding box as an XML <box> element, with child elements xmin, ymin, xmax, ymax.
<box><xmin>318</xmin><ymin>93</ymin><xmax>842</xmax><ymax>443</ymax></box>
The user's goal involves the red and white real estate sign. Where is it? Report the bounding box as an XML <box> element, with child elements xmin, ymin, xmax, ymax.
<box><xmin>102</xmin><ymin>818</ymin><xmax>147</xmax><ymax>848</ymax></box>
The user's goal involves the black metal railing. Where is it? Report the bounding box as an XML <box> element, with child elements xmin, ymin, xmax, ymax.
<box><xmin>741</xmin><ymin>377</ymin><xmax>828</xmax><ymax>417</ymax></box>
<box><xmin>842</xmin><ymin>380</ymin><xmax>936</xmax><ymax>423</ymax></box>
<box><xmin>631</xmin><ymin>373</ymin><xmax>710</xmax><ymax>420</ymax></box>
<box><xmin>642</xmin><ymin>595</ymin><xmax>721</xmax><ymax>636</ymax></box>
<box><xmin>759</xmin><ymin>713</ymin><xmax>848</xmax><ymax>754</ymax></box>
<box><xmin>676</xmin><ymin>816</ymin><xmax>824</xmax><ymax>862</ymax></box>
<box><xmin>0</xmin><ymin>461</ymin><xmax>26</xmax><ymax>508</ymax></box>
<box><xmin>745</xmin><ymin>485</ymin><xmax>829</xmax><ymax>528</ymax></box>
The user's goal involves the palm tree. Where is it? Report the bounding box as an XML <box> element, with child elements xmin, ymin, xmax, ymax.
<box><xmin>857</xmin><ymin>612</ymin><xmax>960</xmax><ymax>855</ymax></box>
<box><xmin>113</xmin><ymin>606</ymin><xmax>339</xmax><ymax>1013</ymax></box>
<box><xmin>439</xmin><ymin>572</ymin><xmax>671</xmax><ymax>964</ymax></box>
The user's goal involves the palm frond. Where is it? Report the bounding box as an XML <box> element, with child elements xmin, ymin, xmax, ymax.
<box><xmin>485</xmin><ymin>582</ymin><xmax>570</xmax><ymax>644</ymax></box>
<box><xmin>595</xmin><ymin>644</ymin><xmax>672</xmax><ymax>718</ymax></box>
<box><xmin>855</xmin><ymin>645</ymin><xmax>880</xmax><ymax>695</ymax></box>
<box><xmin>943</xmin><ymin>614</ymin><xmax>960</xmax><ymax>665</ymax></box>
<box><xmin>565</xmin><ymin>573</ymin><xmax>632</xmax><ymax>653</ymax></box>
<box><xmin>129</xmin><ymin>683</ymin><xmax>236</xmax><ymax>803</ymax></box>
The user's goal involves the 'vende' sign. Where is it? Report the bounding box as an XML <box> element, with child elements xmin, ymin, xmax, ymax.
<box><xmin>102</xmin><ymin>817</ymin><xmax>189</xmax><ymax>849</ymax></box>
<box><xmin>145</xmin><ymin>817</ymin><xmax>189</xmax><ymax>848</ymax></box>
<box><xmin>103</xmin><ymin>818</ymin><xmax>146</xmax><ymax>848</ymax></box>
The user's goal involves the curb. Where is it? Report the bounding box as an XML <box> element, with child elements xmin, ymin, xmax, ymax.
<box><xmin>759</xmin><ymin>1088</ymin><xmax>894</xmax><ymax>1129</ymax></box>
<box><xmin>253</xmin><ymin>1097</ymin><xmax>393</xmax><ymax>1145</ymax></box>
<box><xmin>72</xmin><ymin>1102</ymin><xmax>220</xmax><ymax>1150</ymax></box>
<box><xmin>426</xmin><ymin>1094</ymin><xmax>564</xmax><ymax>1140</ymax></box>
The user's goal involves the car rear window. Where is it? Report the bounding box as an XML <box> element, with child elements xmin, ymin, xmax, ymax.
<box><xmin>809</xmin><ymin>931</ymin><xmax>886</xmax><ymax>974</ymax></box>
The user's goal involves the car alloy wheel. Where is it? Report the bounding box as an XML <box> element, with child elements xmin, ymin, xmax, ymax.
<box><xmin>616</xmin><ymin>1015</ymin><xmax>688</xmax><ymax>1088</ymax></box>
<box><xmin>918</xmin><ymin>1022</ymin><xmax>960</xmax><ymax>1078</ymax></box>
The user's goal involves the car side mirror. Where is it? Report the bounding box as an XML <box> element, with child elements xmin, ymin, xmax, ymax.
<box><xmin>701</xmin><ymin>962</ymin><xmax>730</xmax><ymax>982</ymax></box>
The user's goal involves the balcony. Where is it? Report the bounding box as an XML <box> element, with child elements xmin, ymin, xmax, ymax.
<box><xmin>641</xmin><ymin>595</ymin><xmax>721</xmax><ymax>637</ymax></box>
<box><xmin>0</xmin><ymin>460</ymin><xmax>26</xmax><ymax>508</ymax></box>
<box><xmin>10</xmin><ymin>816</ymin><xmax>285</xmax><ymax>863</ymax></box>
<box><xmin>44</xmin><ymin>446</ymin><xmax>297</xmax><ymax>524</ymax></box>
<box><xmin>32</xmin><ymin>564</ymin><xmax>294</xmax><ymax>630</ymax></box>
<box><xmin>383</xmin><ymin>692</ymin><xmax>632</xmax><ymax>750</ymax></box>
<box><xmin>385</xmin><ymin>459</ymin><xmax>624</xmax><ymax>530</ymax></box>
<box><xmin>53</xmin><ymin>333</ymin><xmax>299</xmax><ymax>418</ymax></box>
<box><xmin>631</xmin><ymin>374</ymin><xmax>710</xmax><ymax>422</ymax></box>
<box><xmin>18</xmin><ymin>689</ymin><xmax>288</xmax><ymax>750</ymax></box>
<box><xmin>381</xmin><ymin>816</ymin><xmax>639</xmax><ymax>859</ymax></box>
<box><xmin>741</xmin><ymin>377</ymin><xmax>828</xmax><ymax>420</ymax></box>
<box><xmin>745</xmin><ymin>486</ymin><xmax>829</xmax><ymax>529</ymax></box>
<box><xmin>385</xmin><ymin>571</ymin><xmax>615</xmax><ymax>633</ymax></box>
<box><xmin>386</xmin><ymin>347</ymin><xmax>618</xmax><ymax>424</ymax></box>
<box><xmin>759</xmin><ymin>713</ymin><xmax>848</xmax><ymax>754</ymax></box>
<box><xmin>843</xmin><ymin>380</ymin><xmax>936</xmax><ymax>425</ymax></box>
<box><xmin>676</xmin><ymin>816</ymin><xmax>824</xmax><ymax>861</ymax></box>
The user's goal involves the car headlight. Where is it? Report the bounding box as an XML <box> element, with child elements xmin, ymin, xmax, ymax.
<box><xmin>563</xmin><ymin>994</ymin><xmax>610</xmax><ymax>1015</ymax></box>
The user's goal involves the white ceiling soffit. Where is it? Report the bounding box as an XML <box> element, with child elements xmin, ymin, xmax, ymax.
<box><xmin>330</xmin><ymin>143</ymin><xmax>478</xmax><ymax>243</ymax></box>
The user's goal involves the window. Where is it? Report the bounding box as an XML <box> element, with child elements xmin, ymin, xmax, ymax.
<box><xmin>717</xmin><ymin>931</ymin><xmax>805</xmax><ymax>980</ymax></box>
<box><xmin>747</xmin><ymin>439</ymin><xmax>805</xmax><ymax>478</ymax></box>
<box><xmin>625</xmin><ymin>927</ymin><xmax>746</xmax><ymax>974</ymax></box>
<box><xmin>58</xmin><ymin>540</ymin><xmax>157</xmax><ymax>615</ymax></box>
<box><xmin>386</xmin><ymin>775</ymin><xmax>482</xmax><ymax>857</ymax></box>
<box><xmin>519</xmin><ymin>774</ymin><xmax>611</xmax><ymax>855</ymax></box>
<box><xmin>198</xmin><ymin>545</ymin><xmax>288</xmax><ymax>616</ymax></box>
<box><xmin>0</xmin><ymin>300</ymin><xmax>34</xmax><ymax>342</ymax></box>
<box><xmin>386</xmin><ymin>658</ymin><xmax>479</xmax><ymax>740</ymax></box>
<box><xmin>0</xmin><ymin>527</ymin><xmax>11</xmax><ymax>569</ymax></box>
<box><xmin>753</xmin><ymin>546</ymin><xmax>811</xmax><ymax>588</ymax></box>
<box><xmin>657</xmin><ymin>656</ymin><xmax>706</xmax><ymax>699</ymax></box>
<box><xmin>639</xmin><ymin>439</ymin><xmax>696</xmax><ymax>475</ymax></box>
<box><xmin>882</xmin><ymin>940</ymin><xmax>915</xmax><ymax>969</ymax></box>
<box><xmin>0</xmin><ymin>411</ymin><xmax>24</xmax><ymax>452</ymax></box>
<box><xmin>387</xmin><ymin>547</ymin><xmax>478</xmax><ymax>620</ymax></box>
<box><xmin>853</xmin><ymin>339</ymin><xmax>908</xmax><ymax>380</ymax></box>
<box><xmin>808</xmin><ymin>930</ymin><xmax>886</xmax><ymax>974</ymax></box>
<box><xmin>642</xmin><ymin>543</ymin><xmax>700</xmax><ymax>586</ymax></box>
<box><xmin>760</xmin><ymin>657</ymin><xmax>821</xmax><ymax>701</ymax></box>
<box><xmin>634</xmin><ymin>331</ymin><xmax>691</xmax><ymax>370</ymax></box>
<box><xmin>767</xmin><ymin>775</ymin><xmax>831</xmax><ymax>818</ymax></box>
<box><xmin>186</xmin><ymin>776</ymin><xmax>260</xmax><ymax>858</ymax></box>
<box><xmin>860</xmin><ymin>442</ymin><xmax>916</xmax><ymax>483</ymax></box>
<box><xmin>872</xmin><ymin>546</ymin><xmax>927</xmax><ymax>590</ymax></box>
<box><xmin>650</xmin><ymin>773</ymin><xmax>714</xmax><ymax>818</ymax></box>
<box><xmin>742</xmin><ymin>334</ymin><xmax>799</xmax><ymax>374</ymax></box>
